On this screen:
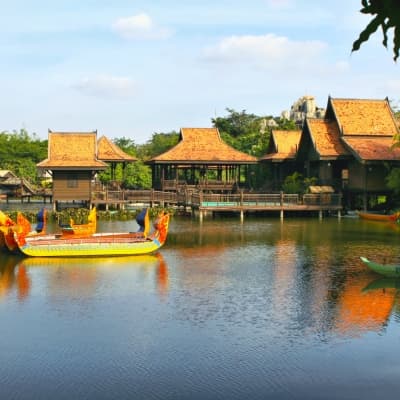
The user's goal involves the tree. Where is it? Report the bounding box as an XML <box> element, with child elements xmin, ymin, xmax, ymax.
<box><xmin>138</xmin><ymin>131</ymin><xmax>180</xmax><ymax>159</ymax></box>
<box><xmin>352</xmin><ymin>0</ymin><xmax>400</xmax><ymax>61</ymax></box>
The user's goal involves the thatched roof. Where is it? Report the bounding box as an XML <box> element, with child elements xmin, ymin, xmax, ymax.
<box><xmin>37</xmin><ymin>131</ymin><xmax>108</xmax><ymax>171</ymax></box>
<box><xmin>330</xmin><ymin>97</ymin><xmax>398</xmax><ymax>136</ymax></box>
<box><xmin>342</xmin><ymin>136</ymin><xmax>400</xmax><ymax>162</ymax></box>
<box><xmin>147</xmin><ymin>128</ymin><xmax>257</xmax><ymax>164</ymax></box>
<box><xmin>97</xmin><ymin>135</ymin><xmax>137</xmax><ymax>162</ymax></box>
<box><xmin>304</xmin><ymin>119</ymin><xmax>349</xmax><ymax>159</ymax></box>
<box><xmin>260</xmin><ymin>130</ymin><xmax>301</xmax><ymax>162</ymax></box>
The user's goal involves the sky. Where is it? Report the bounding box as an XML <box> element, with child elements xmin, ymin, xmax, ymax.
<box><xmin>1</xmin><ymin>0</ymin><xmax>399</xmax><ymax>144</ymax></box>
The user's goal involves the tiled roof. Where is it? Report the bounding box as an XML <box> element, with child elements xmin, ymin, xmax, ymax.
<box><xmin>0</xmin><ymin>170</ymin><xmax>17</xmax><ymax>179</ymax></box>
<box><xmin>148</xmin><ymin>128</ymin><xmax>257</xmax><ymax>164</ymax></box>
<box><xmin>307</xmin><ymin>119</ymin><xmax>349</xmax><ymax>158</ymax></box>
<box><xmin>97</xmin><ymin>135</ymin><xmax>137</xmax><ymax>162</ymax></box>
<box><xmin>330</xmin><ymin>98</ymin><xmax>398</xmax><ymax>136</ymax></box>
<box><xmin>260</xmin><ymin>130</ymin><xmax>301</xmax><ymax>161</ymax></box>
<box><xmin>37</xmin><ymin>131</ymin><xmax>108</xmax><ymax>170</ymax></box>
<box><xmin>342</xmin><ymin>136</ymin><xmax>400</xmax><ymax>161</ymax></box>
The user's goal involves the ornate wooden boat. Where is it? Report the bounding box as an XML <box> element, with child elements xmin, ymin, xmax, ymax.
<box><xmin>2</xmin><ymin>208</ymin><xmax>47</xmax><ymax>253</ymax></box>
<box><xmin>360</xmin><ymin>256</ymin><xmax>400</xmax><ymax>278</ymax></box>
<box><xmin>60</xmin><ymin>207</ymin><xmax>97</xmax><ymax>236</ymax></box>
<box><xmin>14</xmin><ymin>211</ymin><xmax>169</xmax><ymax>257</ymax></box>
<box><xmin>357</xmin><ymin>211</ymin><xmax>399</xmax><ymax>222</ymax></box>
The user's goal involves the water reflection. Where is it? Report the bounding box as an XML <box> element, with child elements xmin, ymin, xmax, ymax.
<box><xmin>166</xmin><ymin>218</ymin><xmax>400</xmax><ymax>338</ymax></box>
<box><xmin>0</xmin><ymin>254</ymin><xmax>29</xmax><ymax>301</ymax></box>
<box><xmin>0</xmin><ymin>253</ymin><xmax>169</xmax><ymax>301</ymax></box>
<box><xmin>3</xmin><ymin>218</ymin><xmax>400</xmax><ymax>398</ymax></box>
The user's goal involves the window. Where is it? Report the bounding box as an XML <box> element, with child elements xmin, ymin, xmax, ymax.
<box><xmin>67</xmin><ymin>175</ymin><xmax>78</xmax><ymax>188</ymax></box>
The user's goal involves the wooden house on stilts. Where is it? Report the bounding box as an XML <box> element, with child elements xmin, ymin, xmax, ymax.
<box><xmin>146</xmin><ymin>128</ymin><xmax>258</xmax><ymax>192</ymax></box>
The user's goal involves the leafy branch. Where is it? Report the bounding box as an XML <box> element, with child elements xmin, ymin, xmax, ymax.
<box><xmin>352</xmin><ymin>0</ymin><xmax>400</xmax><ymax>61</ymax></box>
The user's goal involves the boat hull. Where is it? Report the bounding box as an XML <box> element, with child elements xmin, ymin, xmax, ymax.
<box><xmin>357</xmin><ymin>212</ymin><xmax>397</xmax><ymax>222</ymax></box>
<box><xmin>360</xmin><ymin>256</ymin><xmax>400</xmax><ymax>278</ymax></box>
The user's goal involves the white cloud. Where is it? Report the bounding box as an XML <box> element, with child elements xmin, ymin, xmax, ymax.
<box><xmin>203</xmin><ymin>34</ymin><xmax>327</xmax><ymax>69</ymax></box>
<box><xmin>73</xmin><ymin>74</ymin><xmax>136</xmax><ymax>98</ymax></box>
<box><xmin>112</xmin><ymin>13</ymin><xmax>171</xmax><ymax>40</ymax></box>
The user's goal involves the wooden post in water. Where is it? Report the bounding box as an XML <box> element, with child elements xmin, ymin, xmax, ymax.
<box><xmin>319</xmin><ymin>210</ymin><xmax>323</xmax><ymax>220</ymax></box>
<box><xmin>240</xmin><ymin>210</ymin><xmax>244</xmax><ymax>223</ymax></box>
<box><xmin>280</xmin><ymin>209</ymin><xmax>284</xmax><ymax>220</ymax></box>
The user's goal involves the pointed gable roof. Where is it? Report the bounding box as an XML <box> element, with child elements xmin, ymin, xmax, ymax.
<box><xmin>97</xmin><ymin>135</ymin><xmax>136</xmax><ymax>162</ymax></box>
<box><xmin>329</xmin><ymin>97</ymin><xmax>398</xmax><ymax>136</ymax></box>
<box><xmin>305</xmin><ymin>119</ymin><xmax>349</xmax><ymax>159</ymax></box>
<box><xmin>260</xmin><ymin>130</ymin><xmax>301</xmax><ymax>162</ymax></box>
<box><xmin>148</xmin><ymin>128</ymin><xmax>257</xmax><ymax>164</ymax></box>
<box><xmin>327</xmin><ymin>97</ymin><xmax>400</xmax><ymax>162</ymax></box>
<box><xmin>37</xmin><ymin>131</ymin><xmax>108</xmax><ymax>170</ymax></box>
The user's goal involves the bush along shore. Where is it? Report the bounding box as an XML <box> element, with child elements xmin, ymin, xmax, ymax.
<box><xmin>4</xmin><ymin>207</ymin><xmax>175</xmax><ymax>225</ymax></box>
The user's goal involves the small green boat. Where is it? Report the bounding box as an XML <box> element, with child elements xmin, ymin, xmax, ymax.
<box><xmin>360</xmin><ymin>256</ymin><xmax>400</xmax><ymax>278</ymax></box>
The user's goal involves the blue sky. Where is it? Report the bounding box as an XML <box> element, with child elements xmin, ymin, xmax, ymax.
<box><xmin>1</xmin><ymin>0</ymin><xmax>399</xmax><ymax>143</ymax></box>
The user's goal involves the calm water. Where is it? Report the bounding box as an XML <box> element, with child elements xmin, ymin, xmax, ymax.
<box><xmin>1</xmin><ymin>213</ymin><xmax>400</xmax><ymax>400</ymax></box>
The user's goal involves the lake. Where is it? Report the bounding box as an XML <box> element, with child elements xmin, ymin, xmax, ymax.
<box><xmin>1</xmin><ymin>213</ymin><xmax>400</xmax><ymax>399</ymax></box>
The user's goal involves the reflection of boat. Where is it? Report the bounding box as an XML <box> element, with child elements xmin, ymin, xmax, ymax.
<box><xmin>60</xmin><ymin>207</ymin><xmax>97</xmax><ymax>236</ymax></box>
<box><xmin>1</xmin><ymin>208</ymin><xmax>47</xmax><ymax>253</ymax></box>
<box><xmin>18</xmin><ymin>253</ymin><xmax>162</xmax><ymax>268</ymax></box>
<box><xmin>362</xmin><ymin>277</ymin><xmax>400</xmax><ymax>292</ymax></box>
<box><xmin>16</xmin><ymin>252</ymin><xmax>168</xmax><ymax>298</ymax></box>
<box><xmin>15</xmin><ymin>211</ymin><xmax>169</xmax><ymax>257</ymax></box>
<box><xmin>357</xmin><ymin>211</ymin><xmax>398</xmax><ymax>222</ymax></box>
<box><xmin>0</xmin><ymin>254</ymin><xmax>29</xmax><ymax>299</ymax></box>
<box><xmin>360</xmin><ymin>256</ymin><xmax>400</xmax><ymax>278</ymax></box>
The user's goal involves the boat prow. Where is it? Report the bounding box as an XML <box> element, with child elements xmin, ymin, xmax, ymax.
<box><xmin>360</xmin><ymin>256</ymin><xmax>400</xmax><ymax>278</ymax></box>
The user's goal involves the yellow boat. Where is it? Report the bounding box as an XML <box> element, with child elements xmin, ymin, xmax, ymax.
<box><xmin>14</xmin><ymin>210</ymin><xmax>169</xmax><ymax>257</ymax></box>
<box><xmin>60</xmin><ymin>207</ymin><xmax>97</xmax><ymax>236</ymax></box>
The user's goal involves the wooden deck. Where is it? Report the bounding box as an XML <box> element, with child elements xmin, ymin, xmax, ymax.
<box><xmin>90</xmin><ymin>189</ymin><xmax>342</xmax><ymax>219</ymax></box>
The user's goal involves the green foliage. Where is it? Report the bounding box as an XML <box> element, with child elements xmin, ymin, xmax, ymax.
<box><xmin>212</xmin><ymin>108</ymin><xmax>262</xmax><ymax>138</ymax></box>
<box><xmin>138</xmin><ymin>131</ymin><xmax>180</xmax><ymax>159</ymax></box>
<box><xmin>123</xmin><ymin>161</ymin><xmax>152</xmax><ymax>189</ymax></box>
<box><xmin>0</xmin><ymin>129</ymin><xmax>47</xmax><ymax>183</ymax></box>
<box><xmin>386</xmin><ymin>167</ymin><xmax>400</xmax><ymax>194</ymax></box>
<box><xmin>282</xmin><ymin>172</ymin><xmax>317</xmax><ymax>194</ymax></box>
<box><xmin>352</xmin><ymin>0</ymin><xmax>400</xmax><ymax>61</ymax></box>
<box><xmin>212</xmin><ymin>108</ymin><xmax>297</xmax><ymax>157</ymax></box>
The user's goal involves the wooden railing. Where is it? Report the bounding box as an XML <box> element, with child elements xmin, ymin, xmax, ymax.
<box><xmin>90</xmin><ymin>188</ymin><xmax>342</xmax><ymax>209</ymax></box>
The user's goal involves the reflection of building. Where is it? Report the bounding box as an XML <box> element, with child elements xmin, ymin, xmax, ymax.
<box><xmin>334</xmin><ymin>275</ymin><xmax>396</xmax><ymax>336</ymax></box>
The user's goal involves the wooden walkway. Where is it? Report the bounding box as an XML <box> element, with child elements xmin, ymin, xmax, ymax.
<box><xmin>90</xmin><ymin>189</ymin><xmax>342</xmax><ymax>219</ymax></box>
